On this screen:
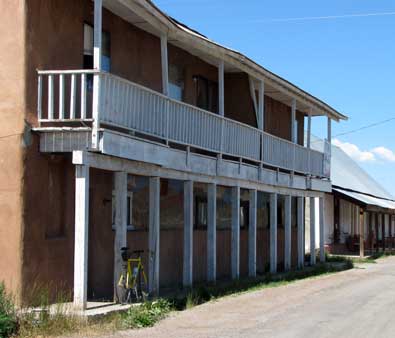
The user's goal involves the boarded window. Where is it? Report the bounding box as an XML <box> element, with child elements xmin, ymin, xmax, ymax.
<box><xmin>195</xmin><ymin>76</ymin><xmax>218</xmax><ymax>113</ymax></box>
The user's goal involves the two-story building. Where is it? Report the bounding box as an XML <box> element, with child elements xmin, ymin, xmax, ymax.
<box><xmin>0</xmin><ymin>0</ymin><xmax>346</xmax><ymax>310</ymax></box>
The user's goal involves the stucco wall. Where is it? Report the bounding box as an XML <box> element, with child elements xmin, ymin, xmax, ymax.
<box><xmin>0</xmin><ymin>0</ymin><xmax>25</xmax><ymax>296</ymax></box>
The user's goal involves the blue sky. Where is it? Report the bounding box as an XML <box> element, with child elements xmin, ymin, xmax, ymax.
<box><xmin>154</xmin><ymin>0</ymin><xmax>395</xmax><ymax>195</ymax></box>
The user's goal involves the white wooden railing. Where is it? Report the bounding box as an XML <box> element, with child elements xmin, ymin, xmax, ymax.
<box><xmin>37</xmin><ymin>70</ymin><xmax>329</xmax><ymax>178</ymax></box>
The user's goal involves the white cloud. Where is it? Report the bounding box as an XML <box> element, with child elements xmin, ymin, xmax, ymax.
<box><xmin>372</xmin><ymin>147</ymin><xmax>395</xmax><ymax>162</ymax></box>
<box><xmin>332</xmin><ymin>139</ymin><xmax>376</xmax><ymax>162</ymax></box>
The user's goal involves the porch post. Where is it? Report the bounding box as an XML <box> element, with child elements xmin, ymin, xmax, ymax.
<box><xmin>307</xmin><ymin>109</ymin><xmax>312</xmax><ymax>148</ymax></box>
<box><xmin>284</xmin><ymin>195</ymin><xmax>292</xmax><ymax>271</ymax></box>
<box><xmin>218</xmin><ymin>60</ymin><xmax>225</xmax><ymax>116</ymax></box>
<box><xmin>183</xmin><ymin>181</ymin><xmax>194</xmax><ymax>287</ymax></box>
<box><xmin>319</xmin><ymin>197</ymin><xmax>325</xmax><ymax>262</ymax></box>
<box><xmin>359</xmin><ymin>209</ymin><xmax>365</xmax><ymax>258</ymax></box>
<box><xmin>73</xmin><ymin>165</ymin><xmax>90</xmax><ymax>310</ymax></box>
<box><xmin>248</xmin><ymin>189</ymin><xmax>257</xmax><ymax>277</ymax></box>
<box><xmin>231</xmin><ymin>186</ymin><xmax>240</xmax><ymax>279</ymax></box>
<box><xmin>258</xmin><ymin>80</ymin><xmax>265</xmax><ymax>131</ymax></box>
<box><xmin>270</xmin><ymin>193</ymin><xmax>278</xmax><ymax>274</ymax></box>
<box><xmin>310</xmin><ymin>197</ymin><xmax>316</xmax><ymax>265</ymax></box>
<box><xmin>148</xmin><ymin>177</ymin><xmax>160</xmax><ymax>296</ymax></box>
<box><xmin>297</xmin><ymin>197</ymin><xmax>304</xmax><ymax>269</ymax></box>
<box><xmin>291</xmin><ymin>99</ymin><xmax>297</xmax><ymax>143</ymax></box>
<box><xmin>207</xmin><ymin>183</ymin><xmax>217</xmax><ymax>282</ymax></box>
<box><xmin>327</xmin><ymin>117</ymin><xmax>332</xmax><ymax>144</ymax></box>
<box><xmin>92</xmin><ymin>0</ymin><xmax>102</xmax><ymax>149</ymax></box>
<box><xmin>160</xmin><ymin>34</ymin><xmax>169</xmax><ymax>96</ymax></box>
<box><xmin>113</xmin><ymin>172</ymin><xmax>128</xmax><ymax>302</ymax></box>
<box><xmin>375</xmin><ymin>213</ymin><xmax>379</xmax><ymax>253</ymax></box>
<box><xmin>382</xmin><ymin>214</ymin><xmax>385</xmax><ymax>252</ymax></box>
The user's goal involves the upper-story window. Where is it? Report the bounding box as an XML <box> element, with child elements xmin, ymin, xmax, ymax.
<box><xmin>83</xmin><ymin>23</ymin><xmax>111</xmax><ymax>73</ymax></box>
<box><xmin>169</xmin><ymin>64</ymin><xmax>184</xmax><ymax>101</ymax></box>
<box><xmin>194</xmin><ymin>76</ymin><xmax>218</xmax><ymax>114</ymax></box>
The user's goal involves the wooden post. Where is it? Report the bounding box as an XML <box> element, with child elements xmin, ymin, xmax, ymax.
<box><xmin>183</xmin><ymin>181</ymin><xmax>194</xmax><ymax>287</ymax></box>
<box><xmin>258</xmin><ymin>80</ymin><xmax>264</xmax><ymax>131</ymax></box>
<box><xmin>291</xmin><ymin>99</ymin><xmax>297</xmax><ymax>143</ymax></box>
<box><xmin>307</xmin><ymin>109</ymin><xmax>312</xmax><ymax>148</ymax></box>
<box><xmin>148</xmin><ymin>177</ymin><xmax>160</xmax><ymax>296</ymax></box>
<box><xmin>73</xmin><ymin>165</ymin><xmax>90</xmax><ymax>310</ymax></box>
<box><xmin>248</xmin><ymin>189</ymin><xmax>257</xmax><ymax>277</ymax></box>
<box><xmin>207</xmin><ymin>183</ymin><xmax>217</xmax><ymax>282</ymax></box>
<box><xmin>310</xmin><ymin>197</ymin><xmax>316</xmax><ymax>265</ymax></box>
<box><xmin>359</xmin><ymin>209</ymin><xmax>365</xmax><ymax>258</ymax></box>
<box><xmin>218</xmin><ymin>60</ymin><xmax>225</xmax><ymax>116</ymax></box>
<box><xmin>284</xmin><ymin>195</ymin><xmax>292</xmax><ymax>271</ymax></box>
<box><xmin>92</xmin><ymin>0</ymin><xmax>102</xmax><ymax>149</ymax></box>
<box><xmin>382</xmin><ymin>214</ymin><xmax>385</xmax><ymax>252</ymax></box>
<box><xmin>327</xmin><ymin>117</ymin><xmax>332</xmax><ymax>144</ymax></box>
<box><xmin>270</xmin><ymin>193</ymin><xmax>278</xmax><ymax>274</ymax></box>
<box><xmin>231</xmin><ymin>186</ymin><xmax>240</xmax><ymax>279</ymax></box>
<box><xmin>319</xmin><ymin>197</ymin><xmax>325</xmax><ymax>262</ymax></box>
<box><xmin>160</xmin><ymin>34</ymin><xmax>169</xmax><ymax>96</ymax></box>
<box><xmin>113</xmin><ymin>172</ymin><xmax>128</xmax><ymax>302</ymax></box>
<box><xmin>297</xmin><ymin>197</ymin><xmax>304</xmax><ymax>269</ymax></box>
<box><xmin>375</xmin><ymin>213</ymin><xmax>379</xmax><ymax>253</ymax></box>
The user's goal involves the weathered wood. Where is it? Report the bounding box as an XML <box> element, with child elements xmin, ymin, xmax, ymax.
<box><xmin>59</xmin><ymin>74</ymin><xmax>65</xmax><ymax>119</ymax></box>
<box><xmin>231</xmin><ymin>186</ymin><xmax>240</xmax><ymax>279</ymax></box>
<box><xmin>319</xmin><ymin>197</ymin><xmax>325</xmax><ymax>262</ymax></box>
<box><xmin>307</xmin><ymin>108</ymin><xmax>312</xmax><ymax>148</ymax></box>
<box><xmin>270</xmin><ymin>193</ymin><xmax>278</xmax><ymax>273</ymax></box>
<box><xmin>291</xmin><ymin>99</ymin><xmax>297</xmax><ymax>143</ymax></box>
<box><xmin>258</xmin><ymin>80</ymin><xmax>264</xmax><ymax>131</ymax></box>
<box><xmin>327</xmin><ymin>117</ymin><xmax>332</xmax><ymax>144</ymax></box>
<box><xmin>70</xmin><ymin>74</ymin><xmax>77</xmax><ymax>119</ymax></box>
<box><xmin>284</xmin><ymin>195</ymin><xmax>292</xmax><ymax>271</ymax></box>
<box><xmin>310</xmin><ymin>197</ymin><xmax>316</xmax><ymax>265</ymax></box>
<box><xmin>48</xmin><ymin>75</ymin><xmax>54</xmax><ymax>120</ymax></box>
<box><xmin>37</xmin><ymin>75</ymin><xmax>43</xmax><ymax>120</ymax></box>
<box><xmin>218</xmin><ymin>60</ymin><xmax>225</xmax><ymax>116</ymax></box>
<box><xmin>183</xmin><ymin>180</ymin><xmax>193</xmax><ymax>287</ymax></box>
<box><xmin>73</xmin><ymin>165</ymin><xmax>90</xmax><ymax>310</ymax></box>
<box><xmin>359</xmin><ymin>210</ymin><xmax>365</xmax><ymax>258</ymax></box>
<box><xmin>81</xmin><ymin>74</ymin><xmax>87</xmax><ymax>119</ymax></box>
<box><xmin>248</xmin><ymin>189</ymin><xmax>257</xmax><ymax>277</ymax></box>
<box><xmin>297</xmin><ymin>196</ymin><xmax>304</xmax><ymax>268</ymax></box>
<box><xmin>160</xmin><ymin>34</ymin><xmax>169</xmax><ymax>96</ymax></box>
<box><xmin>148</xmin><ymin>177</ymin><xmax>160</xmax><ymax>295</ymax></box>
<box><xmin>207</xmin><ymin>183</ymin><xmax>217</xmax><ymax>282</ymax></box>
<box><xmin>113</xmin><ymin>172</ymin><xmax>128</xmax><ymax>302</ymax></box>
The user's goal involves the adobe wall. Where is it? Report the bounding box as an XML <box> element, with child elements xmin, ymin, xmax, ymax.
<box><xmin>0</xmin><ymin>0</ymin><xmax>25</xmax><ymax>297</ymax></box>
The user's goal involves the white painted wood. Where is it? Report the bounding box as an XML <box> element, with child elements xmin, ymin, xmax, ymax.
<box><xmin>270</xmin><ymin>193</ymin><xmax>278</xmax><ymax>274</ymax></box>
<box><xmin>81</xmin><ymin>74</ymin><xmax>87</xmax><ymax>119</ymax></box>
<box><xmin>207</xmin><ymin>183</ymin><xmax>217</xmax><ymax>282</ymax></box>
<box><xmin>248</xmin><ymin>189</ymin><xmax>257</xmax><ymax>277</ymax></box>
<box><xmin>48</xmin><ymin>75</ymin><xmax>54</xmax><ymax>120</ymax></box>
<box><xmin>297</xmin><ymin>196</ymin><xmax>304</xmax><ymax>269</ymax></box>
<box><xmin>70</xmin><ymin>74</ymin><xmax>77</xmax><ymax>119</ymax></box>
<box><xmin>58</xmin><ymin>74</ymin><xmax>65</xmax><ymax>119</ymax></box>
<box><xmin>258</xmin><ymin>80</ymin><xmax>265</xmax><ymax>131</ymax></box>
<box><xmin>248</xmin><ymin>76</ymin><xmax>258</xmax><ymax>121</ymax></box>
<box><xmin>148</xmin><ymin>177</ymin><xmax>160</xmax><ymax>295</ymax></box>
<box><xmin>291</xmin><ymin>99</ymin><xmax>297</xmax><ymax>143</ymax></box>
<box><xmin>327</xmin><ymin>117</ymin><xmax>332</xmax><ymax>144</ymax></box>
<box><xmin>73</xmin><ymin>165</ymin><xmax>90</xmax><ymax>310</ymax></box>
<box><xmin>231</xmin><ymin>186</ymin><xmax>240</xmax><ymax>279</ymax></box>
<box><xmin>37</xmin><ymin>75</ymin><xmax>43</xmax><ymax>120</ymax></box>
<box><xmin>218</xmin><ymin>60</ymin><xmax>225</xmax><ymax>116</ymax></box>
<box><xmin>310</xmin><ymin>197</ymin><xmax>316</xmax><ymax>265</ymax></box>
<box><xmin>319</xmin><ymin>197</ymin><xmax>325</xmax><ymax>262</ymax></box>
<box><xmin>113</xmin><ymin>172</ymin><xmax>128</xmax><ymax>302</ymax></box>
<box><xmin>183</xmin><ymin>180</ymin><xmax>194</xmax><ymax>287</ymax></box>
<box><xmin>160</xmin><ymin>34</ymin><xmax>169</xmax><ymax>96</ymax></box>
<box><xmin>307</xmin><ymin>108</ymin><xmax>312</xmax><ymax>148</ymax></box>
<box><xmin>284</xmin><ymin>195</ymin><xmax>292</xmax><ymax>271</ymax></box>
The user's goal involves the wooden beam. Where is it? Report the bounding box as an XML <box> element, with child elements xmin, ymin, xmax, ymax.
<box><xmin>148</xmin><ymin>177</ymin><xmax>160</xmax><ymax>295</ymax></box>
<box><xmin>207</xmin><ymin>183</ymin><xmax>217</xmax><ymax>282</ymax></box>
<box><xmin>297</xmin><ymin>196</ymin><xmax>304</xmax><ymax>269</ymax></box>
<box><xmin>327</xmin><ymin>117</ymin><xmax>332</xmax><ymax>144</ymax></box>
<box><xmin>258</xmin><ymin>80</ymin><xmax>265</xmax><ymax>131</ymax></box>
<box><xmin>284</xmin><ymin>195</ymin><xmax>292</xmax><ymax>271</ymax></box>
<box><xmin>291</xmin><ymin>99</ymin><xmax>297</xmax><ymax>143</ymax></box>
<box><xmin>231</xmin><ymin>186</ymin><xmax>240</xmax><ymax>279</ymax></box>
<box><xmin>310</xmin><ymin>197</ymin><xmax>316</xmax><ymax>265</ymax></box>
<box><xmin>218</xmin><ymin>60</ymin><xmax>225</xmax><ymax>116</ymax></box>
<box><xmin>319</xmin><ymin>197</ymin><xmax>325</xmax><ymax>262</ymax></box>
<box><xmin>160</xmin><ymin>34</ymin><xmax>169</xmax><ymax>96</ymax></box>
<box><xmin>248</xmin><ymin>189</ymin><xmax>257</xmax><ymax>277</ymax></box>
<box><xmin>183</xmin><ymin>180</ymin><xmax>194</xmax><ymax>287</ymax></box>
<box><xmin>73</xmin><ymin>165</ymin><xmax>90</xmax><ymax>310</ymax></box>
<box><xmin>270</xmin><ymin>193</ymin><xmax>278</xmax><ymax>274</ymax></box>
<box><xmin>307</xmin><ymin>108</ymin><xmax>312</xmax><ymax>148</ymax></box>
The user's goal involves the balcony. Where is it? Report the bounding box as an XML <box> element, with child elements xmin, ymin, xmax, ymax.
<box><xmin>36</xmin><ymin>70</ymin><xmax>330</xmax><ymax>179</ymax></box>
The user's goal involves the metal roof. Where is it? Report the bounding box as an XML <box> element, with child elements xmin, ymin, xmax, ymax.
<box><xmin>311</xmin><ymin>136</ymin><xmax>395</xmax><ymax>210</ymax></box>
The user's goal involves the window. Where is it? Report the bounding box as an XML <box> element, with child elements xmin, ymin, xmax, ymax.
<box><xmin>195</xmin><ymin>196</ymin><xmax>207</xmax><ymax>228</ymax></box>
<box><xmin>169</xmin><ymin>64</ymin><xmax>184</xmax><ymax>101</ymax></box>
<box><xmin>194</xmin><ymin>76</ymin><xmax>218</xmax><ymax>113</ymax></box>
<box><xmin>83</xmin><ymin>23</ymin><xmax>111</xmax><ymax>89</ymax></box>
<box><xmin>240</xmin><ymin>201</ymin><xmax>249</xmax><ymax>228</ymax></box>
<box><xmin>112</xmin><ymin>191</ymin><xmax>134</xmax><ymax>231</ymax></box>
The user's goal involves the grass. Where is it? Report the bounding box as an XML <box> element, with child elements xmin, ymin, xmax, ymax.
<box><xmin>327</xmin><ymin>250</ymin><xmax>395</xmax><ymax>265</ymax></box>
<box><xmin>0</xmin><ymin>259</ymin><xmax>353</xmax><ymax>337</ymax></box>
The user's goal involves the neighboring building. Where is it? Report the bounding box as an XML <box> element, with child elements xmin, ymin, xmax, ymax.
<box><xmin>311</xmin><ymin>138</ymin><xmax>395</xmax><ymax>256</ymax></box>
<box><xmin>0</xmin><ymin>0</ymin><xmax>347</xmax><ymax>309</ymax></box>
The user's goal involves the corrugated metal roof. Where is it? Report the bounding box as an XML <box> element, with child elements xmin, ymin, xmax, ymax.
<box><xmin>311</xmin><ymin>135</ymin><xmax>395</xmax><ymax>209</ymax></box>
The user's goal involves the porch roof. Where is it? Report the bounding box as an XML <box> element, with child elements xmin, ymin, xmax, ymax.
<box><xmin>102</xmin><ymin>0</ymin><xmax>348</xmax><ymax>122</ymax></box>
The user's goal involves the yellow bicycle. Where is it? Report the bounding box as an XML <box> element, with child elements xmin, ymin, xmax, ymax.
<box><xmin>117</xmin><ymin>247</ymin><xmax>148</xmax><ymax>303</ymax></box>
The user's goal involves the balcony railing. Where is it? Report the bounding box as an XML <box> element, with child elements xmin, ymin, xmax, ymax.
<box><xmin>37</xmin><ymin>70</ymin><xmax>329</xmax><ymax>178</ymax></box>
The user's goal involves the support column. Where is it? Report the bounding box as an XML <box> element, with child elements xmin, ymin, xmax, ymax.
<box><xmin>291</xmin><ymin>99</ymin><xmax>297</xmax><ymax>143</ymax></box>
<box><xmin>160</xmin><ymin>34</ymin><xmax>169</xmax><ymax>96</ymax></box>
<box><xmin>297</xmin><ymin>197</ymin><xmax>304</xmax><ymax>269</ymax></box>
<box><xmin>359</xmin><ymin>209</ymin><xmax>365</xmax><ymax>258</ymax></box>
<box><xmin>92</xmin><ymin>0</ymin><xmax>102</xmax><ymax>149</ymax></box>
<box><xmin>270</xmin><ymin>193</ymin><xmax>278</xmax><ymax>274</ymax></box>
<box><xmin>248</xmin><ymin>189</ymin><xmax>257</xmax><ymax>277</ymax></box>
<box><xmin>319</xmin><ymin>197</ymin><xmax>325</xmax><ymax>262</ymax></box>
<box><xmin>207</xmin><ymin>183</ymin><xmax>217</xmax><ymax>282</ymax></box>
<box><xmin>375</xmin><ymin>213</ymin><xmax>379</xmax><ymax>253</ymax></box>
<box><xmin>382</xmin><ymin>214</ymin><xmax>385</xmax><ymax>252</ymax></box>
<box><xmin>73</xmin><ymin>165</ymin><xmax>90</xmax><ymax>310</ymax></box>
<box><xmin>307</xmin><ymin>109</ymin><xmax>312</xmax><ymax>148</ymax></box>
<box><xmin>327</xmin><ymin>117</ymin><xmax>332</xmax><ymax>144</ymax></box>
<box><xmin>231</xmin><ymin>186</ymin><xmax>240</xmax><ymax>279</ymax></box>
<box><xmin>258</xmin><ymin>80</ymin><xmax>265</xmax><ymax>131</ymax></box>
<box><xmin>310</xmin><ymin>197</ymin><xmax>316</xmax><ymax>265</ymax></box>
<box><xmin>218</xmin><ymin>60</ymin><xmax>225</xmax><ymax>116</ymax></box>
<box><xmin>284</xmin><ymin>195</ymin><xmax>292</xmax><ymax>271</ymax></box>
<box><xmin>183</xmin><ymin>181</ymin><xmax>193</xmax><ymax>287</ymax></box>
<box><xmin>148</xmin><ymin>177</ymin><xmax>160</xmax><ymax>296</ymax></box>
<box><xmin>113</xmin><ymin>172</ymin><xmax>128</xmax><ymax>302</ymax></box>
